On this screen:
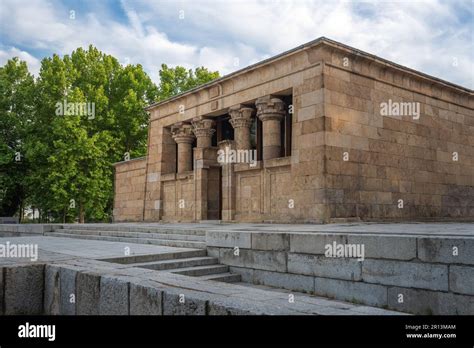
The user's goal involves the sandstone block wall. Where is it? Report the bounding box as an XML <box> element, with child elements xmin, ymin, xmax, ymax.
<box><xmin>321</xmin><ymin>50</ymin><xmax>474</xmax><ymax>220</ymax></box>
<box><xmin>113</xmin><ymin>158</ymin><xmax>146</xmax><ymax>221</ymax></box>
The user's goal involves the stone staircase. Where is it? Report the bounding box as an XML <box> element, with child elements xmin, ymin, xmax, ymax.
<box><xmin>45</xmin><ymin>224</ymin><xmax>206</xmax><ymax>249</ymax></box>
<box><xmin>45</xmin><ymin>225</ymin><xmax>241</xmax><ymax>283</ymax></box>
<box><xmin>103</xmin><ymin>248</ymin><xmax>240</xmax><ymax>283</ymax></box>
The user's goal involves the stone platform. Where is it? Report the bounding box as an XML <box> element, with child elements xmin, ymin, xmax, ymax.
<box><xmin>1</xmin><ymin>221</ymin><xmax>473</xmax><ymax>315</ymax></box>
<box><xmin>0</xmin><ymin>234</ymin><xmax>404</xmax><ymax>315</ymax></box>
<box><xmin>203</xmin><ymin>222</ymin><xmax>474</xmax><ymax>315</ymax></box>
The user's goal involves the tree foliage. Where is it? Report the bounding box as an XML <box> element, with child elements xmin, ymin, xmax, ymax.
<box><xmin>0</xmin><ymin>58</ymin><xmax>35</xmax><ymax>217</ymax></box>
<box><xmin>0</xmin><ymin>47</ymin><xmax>219</xmax><ymax>222</ymax></box>
<box><xmin>157</xmin><ymin>64</ymin><xmax>220</xmax><ymax>101</ymax></box>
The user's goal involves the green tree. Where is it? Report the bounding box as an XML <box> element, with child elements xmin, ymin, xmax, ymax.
<box><xmin>111</xmin><ymin>64</ymin><xmax>158</xmax><ymax>158</ymax></box>
<box><xmin>0</xmin><ymin>47</ymin><xmax>219</xmax><ymax>223</ymax></box>
<box><xmin>157</xmin><ymin>64</ymin><xmax>219</xmax><ymax>101</ymax></box>
<box><xmin>25</xmin><ymin>54</ymin><xmax>70</xmax><ymax>222</ymax></box>
<box><xmin>27</xmin><ymin>49</ymin><xmax>119</xmax><ymax>222</ymax></box>
<box><xmin>0</xmin><ymin>58</ymin><xmax>35</xmax><ymax>218</ymax></box>
<box><xmin>46</xmin><ymin>87</ymin><xmax>113</xmax><ymax>223</ymax></box>
<box><xmin>26</xmin><ymin>46</ymin><xmax>159</xmax><ymax>222</ymax></box>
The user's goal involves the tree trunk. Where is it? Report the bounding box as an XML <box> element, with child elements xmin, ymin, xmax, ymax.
<box><xmin>19</xmin><ymin>201</ymin><xmax>23</xmax><ymax>223</ymax></box>
<box><xmin>79</xmin><ymin>203</ymin><xmax>85</xmax><ymax>223</ymax></box>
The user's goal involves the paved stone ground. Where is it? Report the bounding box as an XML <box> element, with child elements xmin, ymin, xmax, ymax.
<box><xmin>0</xmin><ymin>236</ymin><xmax>199</xmax><ymax>260</ymax></box>
<box><xmin>60</xmin><ymin>221</ymin><xmax>474</xmax><ymax>236</ymax></box>
<box><xmin>0</xmin><ymin>235</ymin><xmax>407</xmax><ymax>315</ymax></box>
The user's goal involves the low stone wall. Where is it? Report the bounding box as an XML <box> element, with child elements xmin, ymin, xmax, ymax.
<box><xmin>2</xmin><ymin>258</ymin><xmax>399</xmax><ymax>316</ymax></box>
<box><xmin>206</xmin><ymin>230</ymin><xmax>474</xmax><ymax>314</ymax></box>
<box><xmin>0</xmin><ymin>217</ymin><xmax>19</xmax><ymax>224</ymax></box>
<box><xmin>0</xmin><ymin>224</ymin><xmax>56</xmax><ymax>237</ymax></box>
<box><xmin>0</xmin><ymin>261</ymin><xmax>239</xmax><ymax>315</ymax></box>
<box><xmin>1</xmin><ymin>264</ymin><xmax>45</xmax><ymax>314</ymax></box>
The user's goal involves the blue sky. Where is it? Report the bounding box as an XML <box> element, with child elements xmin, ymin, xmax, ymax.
<box><xmin>0</xmin><ymin>0</ymin><xmax>472</xmax><ymax>88</ymax></box>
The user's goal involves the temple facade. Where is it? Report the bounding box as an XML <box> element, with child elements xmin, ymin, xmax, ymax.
<box><xmin>113</xmin><ymin>37</ymin><xmax>474</xmax><ymax>223</ymax></box>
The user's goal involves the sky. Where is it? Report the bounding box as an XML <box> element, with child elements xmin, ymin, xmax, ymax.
<box><xmin>0</xmin><ymin>0</ymin><xmax>473</xmax><ymax>89</ymax></box>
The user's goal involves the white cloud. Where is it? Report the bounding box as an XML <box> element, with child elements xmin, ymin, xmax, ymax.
<box><xmin>0</xmin><ymin>0</ymin><xmax>472</xmax><ymax>88</ymax></box>
<box><xmin>0</xmin><ymin>47</ymin><xmax>41</xmax><ymax>76</ymax></box>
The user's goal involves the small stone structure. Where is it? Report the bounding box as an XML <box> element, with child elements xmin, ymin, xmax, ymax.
<box><xmin>113</xmin><ymin>37</ymin><xmax>473</xmax><ymax>223</ymax></box>
<box><xmin>0</xmin><ymin>217</ymin><xmax>19</xmax><ymax>224</ymax></box>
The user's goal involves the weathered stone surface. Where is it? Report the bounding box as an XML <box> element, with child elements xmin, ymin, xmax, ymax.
<box><xmin>347</xmin><ymin>234</ymin><xmax>416</xmax><ymax>260</ymax></box>
<box><xmin>0</xmin><ymin>267</ymin><xmax>3</xmax><ymax>315</ymax></box>
<box><xmin>207</xmin><ymin>302</ymin><xmax>256</xmax><ymax>315</ymax></box>
<box><xmin>4</xmin><ymin>264</ymin><xmax>44</xmax><ymax>315</ymax></box>
<box><xmin>252</xmin><ymin>233</ymin><xmax>289</xmax><ymax>251</ymax></box>
<box><xmin>387</xmin><ymin>286</ymin><xmax>474</xmax><ymax>315</ymax></box>
<box><xmin>207</xmin><ymin>290</ymin><xmax>290</xmax><ymax>315</ymax></box>
<box><xmin>362</xmin><ymin>259</ymin><xmax>448</xmax><ymax>291</ymax></box>
<box><xmin>290</xmin><ymin>233</ymin><xmax>347</xmax><ymax>255</ymax></box>
<box><xmin>228</xmin><ymin>266</ymin><xmax>254</xmax><ymax>283</ymax></box>
<box><xmin>99</xmin><ymin>276</ymin><xmax>129</xmax><ymax>315</ymax></box>
<box><xmin>44</xmin><ymin>265</ymin><xmax>61</xmax><ymax>315</ymax></box>
<box><xmin>206</xmin><ymin>246</ymin><xmax>220</xmax><ymax>258</ymax></box>
<box><xmin>288</xmin><ymin>253</ymin><xmax>362</xmax><ymax>281</ymax></box>
<box><xmin>0</xmin><ymin>224</ymin><xmax>53</xmax><ymax>234</ymax></box>
<box><xmin>163</xmin><ymin>292</ymin><xmax>207</xmax><ymax>315</ymax></box>
<box><xmin>449</xmin><ymin>265</ymin><xmax>474</xmax><ymax>295</ymax></box>
<box><xmin>59</xmin><ymin>267</ymin><xmax>79</xmax><ymax>315</ymax></box>
<box><xmin>253</xmin><ymin>269</ymin><xmax>314</xmax><ymax>293</ymax></box>
<box><xmin>313</xmin><ymin>276</ymin><xmax>388</xmax><ymax>307</ymax></box>
<box><xmin>208</xmin><ymin>289</ymin><xmax>297</xmax><ymax>315</ymax></box>
<box><xmin>206</xmin><ymin>231</ymin><xmax>251</xmax><ymax>248</ymax></box>
<box><xmin>351</xmin><ymin>305</ymin><xmax>406</xmax><ymax>315</ymax></box>
<box><xmin>220</xmin><ymin>248</ymin><xmax>287</xmax><ymax>272</ymax></box>
<box><xmin>418</xmin><ymin>237</ymin><xmax>474</xmax><ymax>265</ymax></box>
<box><xmin>130</xmin><ymin>282</ymin><xmax>162</xmax><ymax>315</ymax></box>
<box><xmin>76</xmin><ymin>271</ymin><xmax>101</xmax><ymax>315</ymax></box>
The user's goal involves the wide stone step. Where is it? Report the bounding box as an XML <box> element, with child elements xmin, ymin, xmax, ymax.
<box><xmin>199</xmin><ymin>272</ymin><xmax>242</xmax><ymax>283</ymax></box>
<box><xmin>53</xmin><ymin>229</ymin><xmax>205</xmax><ymax>241</ymax></box>
<box><xmin>44</xmin><ymin>232</ymin><xmax>206</xmax><ymax>249</ymax></box>
<box><xmin>131</xmin><ymin>257</ymin><xmax>218</xmax><ymax>270</ymax></box>
<box><xmin>58</xmin><ymin>224</ymin><xmax>206</xmax><ymax>236</ymax></box>
<box><xmin>169</xmin><ymin>264</ymin><xmax>229</xmax><ymax>276</ymax></box>
<box><xmin>102</xmin><ymin>250</ymin><xmax>207</xmax><ymax>264</ymax></box>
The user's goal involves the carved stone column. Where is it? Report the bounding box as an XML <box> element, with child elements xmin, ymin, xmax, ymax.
<box><xmin>171</xmin><ymin>122</ymin><xmax>195</xmax><ymax>173</ymax></box>
<box><xmin>255</xmin><ymin>96</ymin><xmax>285</xmax><ymax>160</ymax></box>
<box><xmin>191</xmin><ymin>117</ymin><xmax>215</xmax><ymax>148</ymax></box>
<box><xmin>229</xmin><ymin>104</ymin><xmax>254</xmax><ymax>150</ymax></box>
<box><xmin>218</xmin><ymin>140</ymin><xmax>236</xmax><ymax>221</ymax></box>
<box><xmin>190</xmin><ymin>117</ymin><xmax>215</xmax><ymax>220</ymax></box>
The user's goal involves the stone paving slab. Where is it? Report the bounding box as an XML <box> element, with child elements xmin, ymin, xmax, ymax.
<box><xmin>0</xmin><ymin>236</ymin><xmax>201</xmax><ymax>263</ymax></box>
<box><xmin>2</xmin><ymin>222</ymin><xmax>473</xmax><ymax>237</ymax></box>
<box><xmin>48</xmin><ymin>222</ymin><xmax>474</xmax><ymax>236</ymax></box>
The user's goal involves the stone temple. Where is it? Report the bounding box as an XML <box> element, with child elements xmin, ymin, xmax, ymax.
<box><xmin>1</xmin><ymin>39</ymin><xmax>473</xmax><ymax>317</ymax></box>
<box><xmin>113</xmin><ymin>37</ymin><xmax>474</xmax><ymax>223</ymax></box>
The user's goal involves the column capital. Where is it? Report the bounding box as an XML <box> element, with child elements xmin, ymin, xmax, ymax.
<box><xmin>171</xmin><ymin>122</ymin><xmax>195</xmax><ymax>144</ymax></box>
<box><xmin>229</xmin><ymin>104</ymin><xmax>255</xmax><ymax>129</ymax></box>
<box><xmin>218</xmin><ymin>139</ymin><xmax>235</xmax><ymax>151</ymax></box>
<box><xmin>191</xmin><ymin>117</ymin><xmax>216</xmax><ymax>139</ymax></box>
<box><xmin>255</xmin><ymin>95</ymin><xmax>286</xmax><ymax>122</ymax></box>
